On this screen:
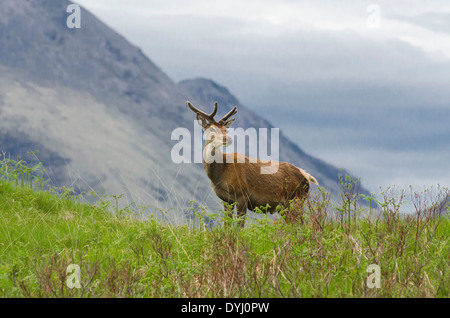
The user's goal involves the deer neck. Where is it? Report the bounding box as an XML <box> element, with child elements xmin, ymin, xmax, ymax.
<box><xmin>203</xmin><ymin>143</ymin><xmax>226</xmax><ymax>184</ymax></box>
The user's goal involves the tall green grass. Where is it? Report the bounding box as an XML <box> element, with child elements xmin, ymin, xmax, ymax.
<box><xmin>0</xmin><ymin>154</ymin><xmax>448</xmax><ymax>297</ymax></box>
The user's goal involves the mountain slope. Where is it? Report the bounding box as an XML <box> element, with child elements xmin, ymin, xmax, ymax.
<box><xmin>0</xmin><ymin>0</ymin><xmax>211</xmax><ymax>220</ymax></box>
<box><xmin>0</xmin><ymin>0</ymin><xmax>371</xmax><ymax>222</ymax></box>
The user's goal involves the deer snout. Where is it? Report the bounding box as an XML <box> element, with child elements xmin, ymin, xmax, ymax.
<box><xmin>224</xmin><ymin>135</ymin><xmax>232</xmax><ymax>147</ymax></box>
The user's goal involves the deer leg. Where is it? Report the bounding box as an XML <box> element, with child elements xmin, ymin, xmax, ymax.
<box><xmin>223</xmin><ymin>202</ymin><xmax>234</xmax><ymax>227</ymax></box>
<box><xmin>236</xmin><ymin>199</ymin><xmax>247</xmax><ymax>228</ymax></box>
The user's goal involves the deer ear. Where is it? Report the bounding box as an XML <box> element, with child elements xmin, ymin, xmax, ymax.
<box><xmin>196</xmin><ymin>114</ymin><xmax>209</xmax><ymax>129</ymax></box>
<box><xmin>223</xmin><ymin>118</ymin><xmax>235</xmax><ymax>128</ymax></box>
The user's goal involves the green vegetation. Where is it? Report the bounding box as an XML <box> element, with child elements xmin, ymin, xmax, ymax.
<box><xmin>0</xmin><ymin>154</ymin><xmax>449</xmax><ymax>297</ymax></box>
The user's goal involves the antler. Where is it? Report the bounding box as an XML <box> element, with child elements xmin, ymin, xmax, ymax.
<box><xmin>186</xmin><ymin>101</ymin><xmax>218</xmax><ymax>124</ymax></box>
<box><xmin>186</xmin><ymin>101</ymin><xmax>237</xmax><ymax>126</ymax></box>
<box><xmin>219</xmin><ymin>106</ymin><xmax>237</xmax><ymax>124</ymax></box>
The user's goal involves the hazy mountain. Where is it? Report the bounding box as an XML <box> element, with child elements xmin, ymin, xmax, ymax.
<box><xmin>0</xmin><ymin>0</ymin><xmax>371</xmax><ymax>222</ymax></box>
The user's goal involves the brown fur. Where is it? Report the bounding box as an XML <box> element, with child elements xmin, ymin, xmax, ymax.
<box><xmin>204</xmin><ymin>149</ymin><xmax>314</xmax><ymax>225</ymax></box>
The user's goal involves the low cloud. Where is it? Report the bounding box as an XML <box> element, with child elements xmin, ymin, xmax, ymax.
<box><xmin>391</xmin><ymin>11</ymin><xmax>450</xmax><ymax>35</ymax></box>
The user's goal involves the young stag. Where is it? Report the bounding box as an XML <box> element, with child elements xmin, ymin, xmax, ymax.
<box><xmin>186</xmin><ymin>101</ymin><xmax>318</xmax><ymax>227</ymax></box>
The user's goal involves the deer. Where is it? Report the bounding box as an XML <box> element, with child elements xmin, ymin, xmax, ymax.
<box><xmin>186</xmin><ymin>101</ymin><xmax>318</xmax><ymax>227</ymax></box>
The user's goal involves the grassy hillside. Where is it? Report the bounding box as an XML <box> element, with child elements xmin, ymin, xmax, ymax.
<box><xmin>0</xmin><ymin>156</ymin><xmax>449</xmax><ymax>298</ymax></box>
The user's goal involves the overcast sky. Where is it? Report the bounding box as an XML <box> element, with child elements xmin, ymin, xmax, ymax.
<box><xmin>75</xmin><ymin>0</ymin><xmax>450</xmax><ymax>206</ymax></box>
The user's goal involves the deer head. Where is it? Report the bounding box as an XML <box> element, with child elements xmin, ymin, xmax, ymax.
<box><xmin>186</xmin><ymin>101</ymin><xmax>237</xmax><ymax>148</ymax></box>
